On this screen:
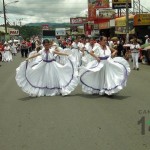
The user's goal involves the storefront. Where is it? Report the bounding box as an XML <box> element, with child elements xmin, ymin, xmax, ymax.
<box><xmin>134</xmin><ymin>14</ymin><xmax>150</xmax><ymax>40</ymax></box>
<box><xmin>115</xmin><ymin>15</ymin><xmax>135</xmax><ymax>35</ymax></box>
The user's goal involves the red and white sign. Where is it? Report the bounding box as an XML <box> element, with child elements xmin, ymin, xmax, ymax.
<box><xmin>70</xmin><ymin>17</ymin><xmax>87</xmax><ymax>24</ymax></box>
<box><xmin>9</xmin><ymin>30</ymin><xmax>19</xmax><ymax>35</ymax></box>
<box><xmin>42</xmin><ymin>24</ymin><xmax>49</xmax><ymax>30</ymax></box>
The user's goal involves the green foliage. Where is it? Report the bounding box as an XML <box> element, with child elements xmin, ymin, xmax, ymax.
<box><xmin>10</xmin><ymin>22</ymin><xmax>70</xmax><ymax>40</ymax></box>
<box><xmin>26</xmin><ymin>22</ymin><xmax>70</xmax><ymax>28</ymax></box>
<box><xmin>11</xmin><ymin>25</ymin><xmax>42</xmax><ymax>39</ymax></box>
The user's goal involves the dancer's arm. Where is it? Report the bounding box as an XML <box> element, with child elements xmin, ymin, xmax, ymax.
<box><xmin>26</xmin><ymin>53</ymin><xmax>40</xmax><ymax>60</ymax></box>
<box><xmin>110</xmin><ymin>47</ymin><xmax>117</xmax><ymax>57</ymax></box>
<box><xmin>53</xmin><ymin>50</ymin><xmax>69</xmax><ymax>56</ymax></box>
<box><xmin>81</xmin><ymin>47</ymin><xmax>86</xmax><ymax>55</ymax></box>
<box><xmin>89</xmin><ymin>51</ymin><xmax>100</xmax><ymax>62</ymax></box>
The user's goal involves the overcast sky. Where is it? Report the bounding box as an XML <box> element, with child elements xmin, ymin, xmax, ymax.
<box><xmin>0</xmin><ymin>0</ymin><xmax>149</xmax><ymax>25</ymax></box>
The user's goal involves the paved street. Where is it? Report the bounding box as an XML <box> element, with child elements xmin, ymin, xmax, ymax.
<box><xmin>0</xmin><ymin>54</ymin><xmax>150</xmax><ymax>150</ymax></box>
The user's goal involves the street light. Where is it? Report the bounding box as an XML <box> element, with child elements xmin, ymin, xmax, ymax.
<box><xmin>2</xmin><ymin>0</ymin><xmax>19</xmax><ymax>34</ymax></box>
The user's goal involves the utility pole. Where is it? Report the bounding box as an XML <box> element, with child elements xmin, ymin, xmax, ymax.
<box><xmin>3</xmin><ymin>0</ymin><xmax>7</xmax><ymax>34</ymax></box>
<box><xmin>126</xmin><ymin>0</ymin><xmax>129</xmax><ymax>43</ymax></box>
<box><xmin>2</xmin><ymin>0</ymin><xmax>19</xmax><ymax>35</ymax></box>
<box><xmin>19</xmin><ymin>18</ymin><xmax>23</xmax><ymax>27</ymax></box>
<box><xmin>138</xmin><ymin>0</ymin><xmax>140</xmax><ymax>14</ymax></box>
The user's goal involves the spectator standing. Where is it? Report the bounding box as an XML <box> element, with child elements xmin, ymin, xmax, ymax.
<box><xmin>130</xmin><ymin>38</ymin><xmax>141</xmax><ymax>70</ymax></box>
<box><xmin>21</xmin><ymin>41</ymin><xmax>28</xmax><ymax>58</ymax></box>
<box><xmin>145</xmin><ymin>35</ymin><xmax>150</xmax><ymax>44</ymax></box>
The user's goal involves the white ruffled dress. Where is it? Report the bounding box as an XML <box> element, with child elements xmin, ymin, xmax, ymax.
<box><xmin>16</xmin><ymin>48</ymin><xmax>79</xmax><ymax>96</ymax></box>
<box><xmin>79</xmin><ymin>46</ymin><xmax>131</xmax><ymax>95</ymax></box>
<box><xmin>3</xmin><ymin>46</ymin><xmax>13</xmax><ymax>62</ymax></box>
<box><xmin>28</xmin><ymin>50</ymin><xmax>42</xmax><ymax>67</ymax></box>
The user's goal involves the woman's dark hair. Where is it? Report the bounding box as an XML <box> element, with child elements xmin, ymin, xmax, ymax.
<box><xmin>42</xmin><ymin>39</ymin><xmax>50</xmax><ymax>45</ymax></box>
<box><xmin>99</xmin><ymin>36</ymin><xmax>106</xmax><ymax>41</ymax></box>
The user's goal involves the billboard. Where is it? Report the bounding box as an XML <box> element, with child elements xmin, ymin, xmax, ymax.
<box><xmin>55</xmin><ymin>28</ymin><xmax>66</xmax><ymax>36</ymax></box>
<box><xmin>42</xmin><ymin>30</ymin><xmax>56</xmax><ymax>41</ymax></box>
<box><xmin>112</xmin><ymin>0</ymin><xmax>132</xmax><ymax>9</ymax></box>
<box><xmin>96</xmin><ymin>9</ymin><xmax>115</xmax><ymax>19</ymax></box>
<box><xmin>99</xmin><ymin>21</ymin><xmax>110</xmax><ymax>29</ymax></box>
<box><xmin>88</xmin><ymin>3</ymin><xmax>96</xmax><ymax>21</ymax></box>
<box><xmin>42</xmin><ymin>24</ymin><xmax>49</xmax><ymax>30</ymax></box>
<box><xmin>134</xmin><ymin>14</ymin><xmax>150</xmax><ymax>26</ymax></box>
<box><xmin>88</xmin><ymin>0</ymin><xmax>110</xmax><ymax>20</ymax></box>
<box><xmin>70</xmin><ymin>17</ymin><xmax>87</xmax><ymax>24</ymax></box>
<box><xmin>9</xmin><ymin>30</ymin><xmax>19</xmax><ymax>35</ymax></box>
<box><xmin>88</xmin><ymin>0</ymin><xmax>109</xmax><ymax>8</ymax></box>
<box><xmin>115</xmin><ymin>15</ymin><xmax>135</xmax><ymax>34</ymax></box>
<box><xmin>70</xmin><ymin>26</ymin><xmax>85</xmax><ymax>35</ymax></box>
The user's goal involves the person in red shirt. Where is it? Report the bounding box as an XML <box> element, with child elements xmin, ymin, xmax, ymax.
<box><xmin>21</xmin><ymin>40</ymin><xmax>29</xmax><ymax>58</ymax></box>
<box><xmin>26</xmin><ymin>39</ymin><xmax>32</xmax><ymax>52</ymax></box>
<box><xmin>0</xmin><ymin>42</ymin><xmax>4</xmax><ymax>62</ymax></box>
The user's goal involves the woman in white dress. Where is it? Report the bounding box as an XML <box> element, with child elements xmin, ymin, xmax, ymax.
<box><xmin>16</xmin><ymin>39</ymin><xmax>78</xmax><ymax>97</ymax></box>
<box><xmin>71</xmin><ymin>39</ymin><xmax>82</xmax><ymax>67</ymax></box>
<box><xmin>11</xmin><ymin>42</ymin><xmax>17</xmax><ymax>56</ymax></box>
<box><xmin>82</xmin><ymin>39</ymin><xmax>98</xmax><ymax>66</ymax></box>
<box><xmin>3</xmin><ymin>42</ymin><xmax>13</xmax><ymax>62</ymax></box>
<box><xmin>79</xmin><ymin>36</ymin><xmax>130</xmax><ymax>96</ymax></box>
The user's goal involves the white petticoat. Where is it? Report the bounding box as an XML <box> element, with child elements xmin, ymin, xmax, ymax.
<box><xmin>16</xmin><ymin>55</ymin><xmax>79</xmax><ymax>97</ymax></box>
<box><xmin>79</xmin><ymin>57</ymin><xmax>131</xmax><ymax>95</ymax></box>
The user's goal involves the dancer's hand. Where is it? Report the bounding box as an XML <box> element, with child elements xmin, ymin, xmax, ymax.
<box><xmin>111</xmin><ymin>52</ymin><xmax>116</xmax><ymax>58</ymax></box>
<box><xmin>96</xmin><ymin>57</ymin><xmax>100</xmax><ymax>62</ymax></box>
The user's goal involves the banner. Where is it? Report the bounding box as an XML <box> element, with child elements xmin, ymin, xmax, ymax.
<box><xmin>134</xmin><ymin>14</ymin><xmax>150</xmax><ymax>26</ymax></box>
<box><xmin>112</xmin><ymin>0</ymin><xmax>132</xmax><ymax>9</ymax></box>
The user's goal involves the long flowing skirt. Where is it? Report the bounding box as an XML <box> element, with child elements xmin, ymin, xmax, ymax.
<box><xmin>28</xmin><ymin>51</ymin><xmax>42</xmax><ymax>67</ymax></box>
<box><xmin>16</xmin><ymin>56</ymin><xmax>79</xmax><ymax>96</ymax></box>
<box><xmin>79</xmin><ymin>57</ymin><xmax>130</xmax><ymax>95</ymax></box>
<box><xmin>81</xmin><ymin>50</ymin><xmax>94</xmax><ymax>66</ymax></box>
<box><xmin>3</xmin><ymin>51</ymin><xmax>13</xmax><ymax>62</ymax></box>
<box><xmin>11</xmin><ymin>48</ymin><xmax>17</xmax><ymax>54</ymax></box>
